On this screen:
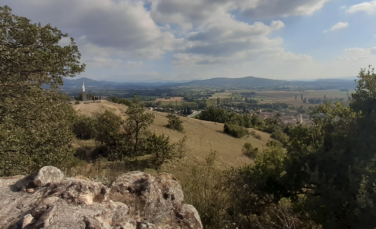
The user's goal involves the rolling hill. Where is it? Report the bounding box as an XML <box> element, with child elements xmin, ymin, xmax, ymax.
<box><xmin>72</xmin><ymin>100</ymin><xmax>271</xmax><ymax>168</ymax></box>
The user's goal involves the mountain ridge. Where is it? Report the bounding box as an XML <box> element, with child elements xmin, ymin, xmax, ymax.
<box><xmin>61</xmin><ymin>76</ymin><xmax>355</xmax><ymax>90</ymax></box>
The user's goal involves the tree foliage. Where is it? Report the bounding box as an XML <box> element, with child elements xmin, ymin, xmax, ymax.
<box><xmin>145</xmin><ymin>134</ymin><xmax>175</xmax><ymax>167</ymax></box>
<box><xmin>0</xmin><ymin>6</ymin><xmax>85</xmax><ymax>176</ymax></box>
<box><xmin>226</xmin><ymin>65</ymin><xmax>376</xmax><ymax>228</ymax></box>
<box><xmin>123</xmin><ymin>96</ymin><xmax>155</xmax><ymax>157</ymax></box>
<box><xmin>72</xmin><ymin>115</ymin><xmax>98</xmax><ymax>139</ymax></box>
<box><xmin>166</xmin><ymin>114</ymin><xmax>184</xmax><ymax>132</ymax></box>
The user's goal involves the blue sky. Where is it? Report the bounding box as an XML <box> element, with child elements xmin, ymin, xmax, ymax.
<box><xmin>2</xmin><ymin>0</ymin><xmax>376</xmax><ymax>82</ymax></box>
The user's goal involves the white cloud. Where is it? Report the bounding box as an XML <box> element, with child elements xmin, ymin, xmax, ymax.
<box><xmin>126</xmin><ymin>61</ymin><xmax>144</xmax><ymax>68</ymax></box>
<box><xmin>347</xmin><ymin>1</ymin><xmax>376</xmax><ymax>14</ymax></box>
<box><xmin>2</xmin><ymin>0</ymin><xmax>341</xmax><ymax>81</ymax></box>
<box><xmin>335</xmin><ymin>47</ymin><xmax>376</xmax><ymax>61</ymax></box>
<box><xmin>151</xmin><ymin>0</ymin><xmax>331</xmax><ymax>30</ymax></box>
<box><xmin>84</xmin><ymin>57</ymin><xmax>123</xmax><ymax>68</ymax></box>
<box><xmin>4</xmin><ymin>0</ymin><xmax>181</xmax><ymax>60</ymax></box>
<box><xmin>323</xmin><ymin>22</ymin><xmax>348</xmax><ymax>33</ymax></box>
<box><xmin>239</xmin><ymin>0</ymin><xmax>331</xmax><ymax>18</ymax></box>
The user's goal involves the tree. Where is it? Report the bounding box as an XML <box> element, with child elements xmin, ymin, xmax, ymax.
<box><xmin>72</xmin><ymin>115</ymin><xmax>98</xmax><ymax>139</ymax></box>
<box><xmin>123</xmin><ymin>95</ymin><xmax>155</xmax><ymax>157</ymax></box>
<box><xmin>301</xmin><ymin>94</ymin><xmax>303</xmax><ymax>100</ymax></box>
<box><xmin>284</xmin><ymin>66</ymin><xmax>376</xmax><ymax>228</ymax></box>
<box><xmin>0</xmin><ymin>6</ymin><xmax>85</xmax><ymax>176</ymax></box>
<box><xmin>295</xmin><ymin>94</ymin><xmax>297</xmax><ymax>100</ymax></box>
<box><xmin>95</xmin><ymin>110</ymin><xmax>123</xmax><ymax>145</ymax></box>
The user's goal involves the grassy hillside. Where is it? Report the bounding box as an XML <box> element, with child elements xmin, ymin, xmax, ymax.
<box><xmin>71</xmin><ymin>100</ymin><xmax>271</xmax><ymax>168</ymax></box>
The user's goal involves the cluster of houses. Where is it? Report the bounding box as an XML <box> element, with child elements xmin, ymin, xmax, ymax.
<box><xmin>256</xmin><ymin>110</ymin><xmax>312</xmax><ymax>125</ymax></box>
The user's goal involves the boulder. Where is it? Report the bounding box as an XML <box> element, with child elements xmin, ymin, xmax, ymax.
<box><xmin>34</xmin><ymin>166</ymin><xmax>64</xmax><ymax>187</ymax></box>
<box><xmin>0</xmin><ymin>166</ymin><xmax>203</xmax><ymax>229</ymax></box>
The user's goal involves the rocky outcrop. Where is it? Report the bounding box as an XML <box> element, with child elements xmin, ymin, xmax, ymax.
<box><xmin>0</xmin><ymin>166</ymin><xmax>202</xmax><ymax>229</ymax></box>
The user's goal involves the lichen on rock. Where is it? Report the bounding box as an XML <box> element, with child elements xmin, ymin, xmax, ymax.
<box><xmin>0</xmin><ymin>166</ymin><xmax>203</xmax><ymax>229</ymax></box>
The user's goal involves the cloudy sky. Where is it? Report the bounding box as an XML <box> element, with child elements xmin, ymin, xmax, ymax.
<box><xmin>2</xmin><ymin>0</ymin><xmax>376</xmax><ymax>82</ymax></box>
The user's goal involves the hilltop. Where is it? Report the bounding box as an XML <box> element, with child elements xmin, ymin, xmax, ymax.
<box><xmin>72</xmin><ymin>100</ymin><xmax>271</xmax><ymax>168</ymax></box>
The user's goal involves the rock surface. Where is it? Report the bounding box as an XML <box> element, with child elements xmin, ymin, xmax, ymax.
<box><xmin>0</xmin><ymin>166</ymin><xmax>203</xmax><ymax>229</ymax></box>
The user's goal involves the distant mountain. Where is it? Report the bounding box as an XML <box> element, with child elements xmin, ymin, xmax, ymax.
<box><xmin>61</xmin><ymin>77</ymin><xmax>173</xmax><ymax>90</ymax></box>
<box><xmin>177</xmin><ymin>76</ymin><xmax>286</xmax><ymax>88</ymax></box>
<box><xmin>60</xmin><ymin>76</ymin><xmax>356</xmax><ymax>90</ymax></box>
<box><xmin>175</xmin><ymin>76</ymin><xmax>355</xmax><ymax>89</ymax></box>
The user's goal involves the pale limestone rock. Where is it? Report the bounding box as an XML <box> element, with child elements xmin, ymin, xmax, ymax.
<box><xmin>33</xmin><ymin>166</ymin><xmax>64</xmax><ymax>187</ymax></box>
<box><xmin>0</xmin><ymin>166</ymin><xmax>203</xmax><ymax>229</ymax></box>
<box><xmin>22</xmin><ymin>214</ymin><xmax>34</xmax><ymax>228</ymax></box>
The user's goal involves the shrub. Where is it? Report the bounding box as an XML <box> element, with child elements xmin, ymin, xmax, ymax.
<box><xmin>145</xmin><ymin>134</ymin><xmax>175</xmax><ymax>168</ymax></box>
<box><xmin>224</xmin><ymin>123</ymin><xmax>249</xmax><ymax>138</ymax></box>
<box><xmin>174</xmin><ymin>136</ymin><xmax>188</xmax><ymax>158</ymax></box>
<box><xmin>266</xmin><ymin>140</ymin><xmax>282</xmax><ymax>148</ymax></box>
<box><xmin>72</xmin><ymin>115</ymin><xmax>98</xmax><ymax>139</ymax></box>
<box><xmin>94</xmin><ymin>110</ymin><xmax>123</xmax><ymax>144</ymax></box>
<box><xmin>271</xmin><ymin>129</ymin><xmax>289</xmax><ymax>146</ymax></box>
<box><xmin>250</xmin><ymin>130</ymin><xmax>262</xmax><ymax>140</ymax></box>
<box><xmin>108</xmin><ymin>96</ymin><xmax>132</xmax><ymax>106</ymax></box>
<box><xmin>75</xmin><ymin>100</ymin><xmax>80</xmax><ymax>104</ymax></box>
<box><xmin>166</xmin><ymin>114</ymin><xmax>184</xmax><ymax>132</ymax></box>
<box><xmin>242</xmin><ymin>142</ymin><xmax>259</xmax><ymax>159</ymax></box>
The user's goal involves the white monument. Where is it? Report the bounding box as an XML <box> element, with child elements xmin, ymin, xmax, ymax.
<box><xmin>82</xmin><ymin>81</ymin><xmax>87</xmax><ymax>101</ymax></box>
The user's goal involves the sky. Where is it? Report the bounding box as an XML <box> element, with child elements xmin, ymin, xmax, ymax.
<box><xmin>2</xmin><ymin>0</ymin><xmax>376</xmax><ymax>82</ymax></box>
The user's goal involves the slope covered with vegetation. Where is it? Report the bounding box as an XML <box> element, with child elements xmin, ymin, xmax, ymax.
<box><xmin>2</xmin><ymin>6</ymin><xmax>376</xmax><ymax>229</ymax></box>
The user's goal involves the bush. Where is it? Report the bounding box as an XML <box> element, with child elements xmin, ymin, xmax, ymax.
<box><xmin>72</xmin><ymin>115</ymin><xmax>98</xmax><ymax>139</ymax></box>
<box><xmin>108</xmin><ymin>96</ymin><xmax>132</xmax><ymax>106</ymax></box>
<box><xmin>75</xmin><ymin>100</ymin><xmax>79</xmax><ymax>104</ymax></box>
<box><xmin>174</xmin><ymin>136</ymin><xmax>188</xmax><ymax>158</ymax></box>
<box><xmin>224</xmin><ymin>123</ymin><xmax>249</xmax><ymax>138</ymax></box>
<box><xmin>250</xmin><ymin>130</ymin><xmax>262</xmax><ymax>140</ymax></box>
<box><xmin>266</xmin><ymin>140</ymin><xmax>282</xmax><ymax>148</ymax></box>
<box><xmin>242</xmin><ymin>142</ymin><xmax>259</xmax><ymax>159</ymax></box>
<box><xmin>271</xmin><ymin>129</ymin><xmax>289</xmax><ymax>146</ymax></box>
<box><xmin>94</xmin><ymin>110</ymin><xmax>123</xmax><ymax>145</ymax></box>
<box><xmin>145</xmin><ymin>134</ymin><xmax>175</xmax><ymax>168</ymax></box>
<box><xmin>166</xmin><ymin>114</ymin><xmax>184</xmax><ymax>132</ymax></box>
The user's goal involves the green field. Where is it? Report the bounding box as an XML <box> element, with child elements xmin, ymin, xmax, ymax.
<box><xmin>216</xmin><ymin>89</ymin><xmax>352</xmax><ymax>108</ymax></box>
<box><xmin>122</xmin><ymin>95</ymin><xmax>159</xmax><ymax>101</ymax></box>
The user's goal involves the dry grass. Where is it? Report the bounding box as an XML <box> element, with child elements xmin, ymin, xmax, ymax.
<box><xmin>71</xmin><ymin>100</ymin><xmax>271</xmax><ymax>168</ymax></box>
<box><xmin>72</xmin><ymin>100</ymin><xmax>127</xmax><ymax>117</ymax></box>
<box><xmin>156</xmin><ymin>97</ymin><xmax>184</xmax><ymax>102</ymax></box>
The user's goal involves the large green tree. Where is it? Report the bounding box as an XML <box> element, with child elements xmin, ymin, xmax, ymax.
<box><xmin>226</xmin><ymin>66</ymin><xmax>376</xmax><ymax>228</ymax></box>
<box><xmin>284</xmin><ymin>66</ymin><xmax>376</xmax><ymax>228</ymax></box>
<box><xmin>0</xmin><ymin>6</ymin><xmax>85</xmax><ymax>176</ymax></box>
